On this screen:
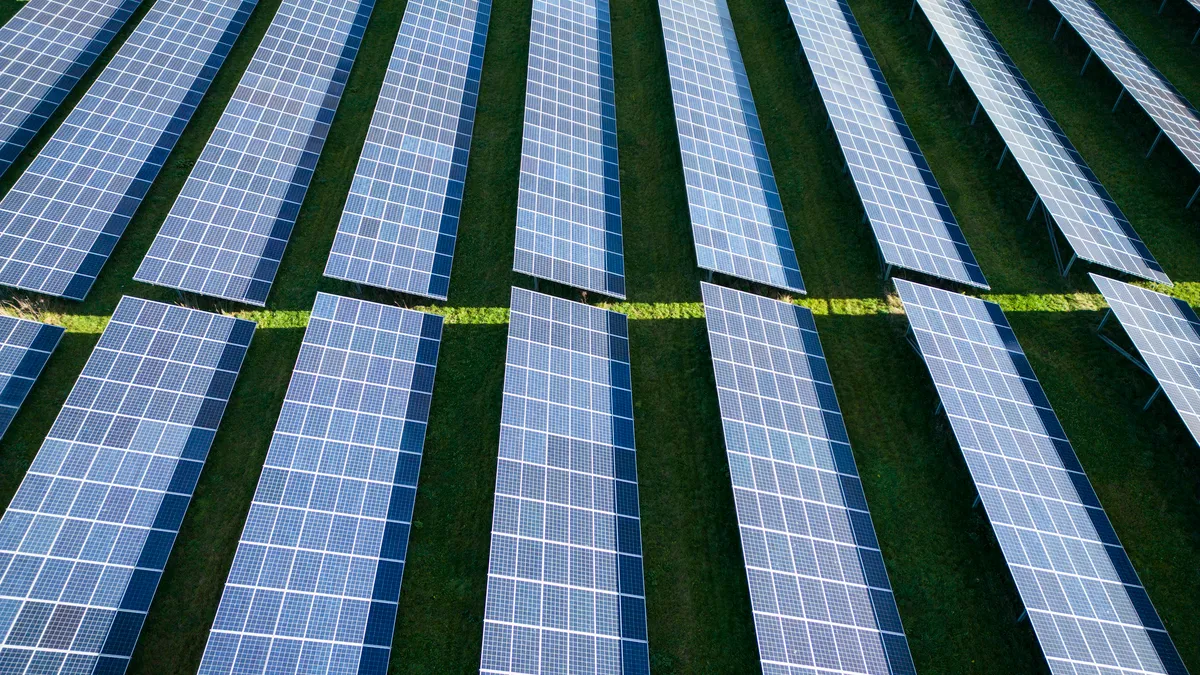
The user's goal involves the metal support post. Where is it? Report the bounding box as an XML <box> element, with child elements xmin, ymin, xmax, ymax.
<box><xmin>909</xmin><ymin>0</ymin><xmax>917</xmax><ymax>19</ymax></box>
<box><xmin>1097</xmin><ymin>308</ymin><xmax>1111</xmax><ymax>332</ymax></box>
<box><xmin>948</xmin><ymin>63</ymin><xmax>958</xmax><ymax>86</ymax></box>
<box><xmin>1052</xmin><ymin>16</ymin><xmax>1064</xmax><ymax>41</ymax></box>
<box><xmin>1157</xmin><ymin>0</ymin><xmax>1166</xmax><ymax>12</ymax></box>
<box><xmin>705</xmin><ymin>269</ymin><xmax>713</xmax><ymax>282</ymax></box>
<box><xmin>1111</xmin><ymin>88</ymin><xmax>1125</xmax><ymax>113</ymax></box>
<box><xmin>1026</xmin><ymin>194</ymin><xmax>1040</xmax><ymax>220</ymax></box>
<box><xmin>1192</xmin><ymin>25</ymin><xmax>1199</xmax><ymax>44</ymax></box>
<box><xmin>928</xmin><ymin>31</ymin><xmax>936</xmax><ymax>51</ymax></box>
<box><xmin>1188</xmin><ymin>184</ymin><xmax>1199</xmax><ymax>209</ymax></box>
<box><xmin>1146</xmin><ymin>129</ymin><xmax>1164</xmax><ymax>158</ymax></box>
<box><xmin>1017</xmin><ymin>610</ymin><xmax>1028</xmax><ymax>624</ymax></box>
<box><xmin>997</xmin><ymin>146</ymin><xmax>1009</xmax><ymax>170</ymax></box>
<box><xmin>1080</xmin><ymin>50</ymin><xmax>1093</xmax><ymax>76</ymax></box>
<box><xmin>1143</xmin><ymin>385</ymin><xmax>1163</xmax><ymax>411</ymax></box>
<box><xmin>1027</xmin><ymin>0</ymin><xmax>1035</xmax><ymax>9</ymax></box>
<box><xmin>972</xmin><ymin>494</ymin><xmax>980</xmax><ymax>508</ymax></box>
<box><xmin>971</xmin><ymin>102</ymin><xmax>981</xmax><ymax>125</ymax></box>
<box><xmin>1096</xmin><ymin>318</ymin><xmax>1153</xmax><ymax>376</ymax></box>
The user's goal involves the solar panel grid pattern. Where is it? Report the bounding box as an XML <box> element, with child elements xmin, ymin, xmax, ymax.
<box><xmin>700</xmin><ymin>283</ymin><xmax>915</xmax><ymax>675</ymax></box>
<box><xmin>894</xmin><ymin>278</ymin><xmax>1187</xmax><ymax>675</ymax></box>
<box><xmin>0</xmin><ymin>0</ymin><xmax>258</xmax><ymax>302</ymax></box>
<box><xmin>480</xmin><ymin>288</ymin><xmax>649</xmax><ymax>674</ymax></box>
<box><xmin>1090</xmin><ymin>273</ymin><xmax>1200</xmax><ymax>448</ymax></box>
<box><xmin>324</xmin><ymin>0</ymin><xmax>492</xmax><ymax>301</ymax></box>
<box><xmin>916</xmin><ymin>0</ymin><xmax>1170</xmax><ymax>286</ymax></box>
<box><xmin>0</xmin><ymin>296</ymin><xmax>254</xmax><ymax>675</ymax></box>
<box><xmin>785</xmin><ymin>0</ymin><xmax>989</xmax><ymax>290</ymax></box>
<box><xmin>0</xmin><ymin>0</ymin><xmax>142</xmax><ymax>179</ymax></box>
<box><xmin>199</xmin><ymin>293</ymin><xmax>443</xmax><ymax>675</ymax></box>
<box><xmin>135</xmin><ymin>0</ymin><xmax>376</xmax><ymax>306</ymax></box>
<box><xmin>658</xmin><ymin>0</ymin><xmax>806</xmax><ymax>294</ymax></box>
<box><xmin>514</xmin><ymin>0</ymin><xmax>626</xmax><ymax>299</ymax></box>
<box><xmin>0</xmin><ymin>316</ymin><xmax>64</xmax><ymax>441</ymax></box>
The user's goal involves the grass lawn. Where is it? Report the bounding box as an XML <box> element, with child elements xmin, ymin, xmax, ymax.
<box><xmin>0</xmin><ymin>0</ymin><xmax>1196</xmax><ymax>671</ymax></box>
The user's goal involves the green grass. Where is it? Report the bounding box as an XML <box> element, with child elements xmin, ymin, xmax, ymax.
<box><xmin>0</xmin><ymin>0</ymin><xmax>1196</xmax><ymax>671</ymax></box>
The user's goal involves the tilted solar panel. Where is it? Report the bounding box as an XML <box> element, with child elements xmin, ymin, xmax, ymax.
<box><xmin>324</xmin><ymin>0</ymin><xmax>492</xmax><ymax>301</ymax></box>
<box><xmin>895</xmin><ymin>278</ymin><xmax>1187</xmax><ymax>675</ymax></box>
<box><xmin>135</xmin><ymin>0</ymin><xmax>376</xmax><ymax>306</ymax></box>
<box><xmin>658</xmin><ymin>0</ymin><xmax>806</xmax><ymax>294</ymax></box>
<box><xmin>513</xmin><ymin>0</ymin><xmax>626</xmax><ymax>299</ymax></box>
<box><xmin>786</xmin><ymin>0</ymin><xmax>989</xmax><ymax>290</ymax></box>
<box><xmin>0</xmin><ymin>296</ymin><xmax>254</xmax><ymax>675</ymax></box>
<box><xmin>480</xmin><ymin>288</ymin><xmax>649</xmax><ymax>674</ymax></box>
<box><xmin>1090</xmin><ymin>273</ymin><xmax>1200</xmax><ymax>448</ymax></box>
<box><xmin>915</xmin><ymin>0</ymin><xmax>1170</xmax><ymax>285</ymax></box>
<box><xmin>700</xmin><ymin>282</ymin><xmax>916</xmax><ymax>675</ymax></box>
<box><xmin>199</xmin><ymin>293</ymin><xmax>442</xmax><ymax>675</ymax></box>
<box><xmin>0</xmin><ymin>0</ymin><xmax>259</xmax><ymax>301</ymax></box>
<box><xmin>0</xmin><ymin>316</ymin><xmax>64</xmax><ymax>441</ymax></box>
<box><xmin>0</xmin><ymin>0</ymin><xmax>142</xmax><ymax>179</ymax></box>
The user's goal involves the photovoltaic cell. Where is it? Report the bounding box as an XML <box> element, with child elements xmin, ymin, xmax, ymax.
<box><xmin>658</xmin><ymin>0</ymin><xmax>806</xmax><ymax>294</ymax></box>
<box><xmin>324</xmin><ymin>0</ymin><xmax>492</xmax><ymax>301</ymax></box>
<box><xmin>895</xmin><ymin>278</ymin><xmax>1187</xmax><ymax>675</ymax></box>
<box><xmin>135</xmin><ymin>0</ymin><xmax>376</xmax><ymax>306</ymax></box>
<box><xmin>0</xmin><ymin>316</ymin><xmax>64</xmax><ymax>441</ymax></box>
<box><xmin>1090</xmin><ymin>273</ymin><xmax>1200</xmax><ymax>448</ymax></box>
<box><xmin>198</xmin><ymin>293</ymin><xmax>442</xmax><ymax>675</ymax></box>
<box><xmin>916</xmin><ymin>0</ymin><xmax>1170</xmax><ymax>285</ymax></box>
<box><xmin>700</xmin><ymin>282</ymin><xmax>915</xmax><ymax>675</ymax></box>
<box><xmin>0</xmin><ymin>296</ymin><xmax>254</xmax><ymax>675</ymax></box>
<box><xmin>0</xmin><ymin>0</ymin><xmax>259</xmax><ymax>301</ymax></box>
<box><xmin>480</xmin><ymin>288</ymin><xmax>648</xmax><ymax>674</ymax></box>
<box><xmin>786</xmin><ymin>0</ymin><xmax>989</xmax><ymax>290</ymax></box>
<box><xmin>0</xmin><ymin>0</ymin><xmax>142</xmax><ymax>179</ymax></box>
<box><xmin>513</xmin><ymin>0</ymin><xmax>626</xmax><ymax>299</ymax></box>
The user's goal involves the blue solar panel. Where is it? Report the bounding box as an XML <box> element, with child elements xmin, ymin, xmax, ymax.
<box><xmin>324</xmin><ymin>0</ymin><xmax>492</xmax><ymax>301</ymax></box>
<box><xmin>0</xmin><ymin>296</ymin><xmax>254</xmax><ymax>675</ymax></box>
<box><xmin>199</xmin><ymin>293</ymin><xmax>442</xmax><ymax>675</ymax></box>
<box><xmin>915</xmin><ymin>0</ymin><xmax>1170</xmax><ymax>285</ymax></box>
<box><xmin>658</xmin><ymin>0</ymin><xmax>806</xmax><ymax>294</ymax></box>
<box><xmin>135</xmin><ymin>0</ymin><xmax>376</xmax><ymax>306</ymax></box>
<box><xmin>700</xmin><ymin>282</ymin><xmax>915</xmax><ymax>675</ymax></box>
<box><xmin>0</xmin><ymin>316</ymin><xmax>64</xmax><ymax>441</ymax></box>
<box><xmin>480</xmin><ymin>288</ymin><xmax>648</xmax><ymax>674</ymax></box>
<box><xmin>0</xmin><ymin>0</ymin><xmax>142</xmax><ymax>179</ymax></box>
<box><xmin>513</xmin><ymin>0</ymin><xmax>626</xmax><ymax>299</ymax></box>
<box><xmin>895</xmin><ymin>278</ymin><xmax>1187</xmax><ymax>675</ymax></box>
<box><xmin>787</xmin><ymin>0</ymin><xmax>989</xmax><ymax>290</ymax></box>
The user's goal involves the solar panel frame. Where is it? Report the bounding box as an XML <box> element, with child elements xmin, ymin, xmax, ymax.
<box><xmin>915</xmin><ymin>0</ymin><xmax>1171</xmax><ymax>286</ymax></box>
<box><xmin>323</xmin><ymin>0</ymin><xmax>492</xmax><ymax>301</ymax></box>
<box><xmin>894</xmin><ymin>278</ymin><xmax>1188</xmax><ymax>675</ymax></box>
<box><xmin>480</xmin><ymin>287</ymin><xmax>649</xmax><ymax>675</ymax></box>
<box><xmin>0</xmin><ymin>0</ymin><xmax>260</xmax><ymax>301</ymax></box>
<box><xmin>785</xmin><ymin>0</ymin><xmax>990</xmax><ymax>290</ymax></box>
<box><xmin>198</xmin><ymin>293</ymin><xmax>443</xmax><ymax>675</ymax></box>
<box><xmin>0</xmin><ymin>296</ymin><xmax>254</xmax><ymax>675</ymax></box>
<box><xmin>0</xmin><ymin>316</ymin><xmax>64</xmax><ymax>442</ymax></box>
<box><xmin>657</xmin><ymin>0</ymin><xmax>807</xmax><ymax>294</ymax></box>
<box><xmin>0</xmin><ymin>0</ymin><xmax>143</xmax><ymax>179</ymax></box>
<box><xmin>135</xmin><ymin>0</ymin><xmax>377</xmax><ymax>306</ymax></box>
<box><xmin>513</xmin><ymin>0</ymin><xmax>627</xmax><ymax>299</ymax></box>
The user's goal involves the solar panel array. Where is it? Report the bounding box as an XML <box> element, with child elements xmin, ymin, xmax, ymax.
<box><xmin>514</xmin><ymin>0</ymin><xmax>626</xmax><ymax>299</ymax></box>
<box><xmin>0</xmin><ymin>296</ymin><xmax>254</xmax><ymax>674</ymax></box>
<box><xmin>785</xmin><ymin>0</ymin><xmax>989</xmax><ymax>290</ymax></box>
<box><xmin>0</xmin><ymin>0</ymin><xmax>259</xmax><ymax>301</ymax></box>
<box><xmin>0</xmin><ymin>0</ymin><xmax>142</xmax><ymax>179</ymax></box>
<box><xmin>1090</xmin><ymin>273</ymin><xmax>1200</xmax><ymax>447</ymax></box>
<box><xmin>700</xmin><ymin>282</ymin><xmax>916</xmax><ymax>675</ymax></box>
<box><xmin>480</xmin><ymin>288</ymin><xmax>649</xmax><ymax>674</ymax></box>
<box><xmin>0</xmin><ymin>315</ymin><xmax>64</xmax><ymax>441</ymax></box>
<box><xmin>657</xmin><ymin>0</ymin><xmax>806</xmax><ymax>294</ymax></box>
<box><xmin>199</xmin><ymin>293</ymin><xmax>442</xmax><ymax>675</ymax></box>
<box><xmin>324</xmin><ymin>0</ymin><xmax>492</xmax><ymax>301</ymax></box>
<box><xmin>895</xmin><ymin>278</ymin><xmax>1188</xmax><ymax>675</ymax></box>
<box><xmin>135</xmin><ymin>0</ymin><xmax>376</xmax><ymax>306</ymax></box>
<box><xmin>916</xmin><ymin>0</ymin><xmax>1170</xmax><ymax>285</ymax></box>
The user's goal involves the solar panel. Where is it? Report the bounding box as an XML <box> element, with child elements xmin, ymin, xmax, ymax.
<box><xmin>657</xmin><ymin>0</ymin><xmax>807</xmax><ymax>294</ymax></box>
<box><xmin>199</xmin><ymin>293</ymin><xmax>442</xmax><ymax>675</ymax></box>
<box><xmin>0</xmin><ymin>0</ymin><xmax>259</xmax><ymax>301</ymax></box>
<box><xmin>513</xmin><ymin>0</ymin><xmax>626</xmax><ymax>299</ymax></box>
<box><xmin>0</xmin><ymin>315</ymin><xmax>64</xmax><ymax>441</ymax></box>
<box><xmin>1090</xmin><ymin>273</ymin><xmax>1200</xmax><ymax>447</ymax></box>
<box><xmin>0</xmin><ymin>0</ymin><xmax>142</xmax><ymax>179</ymax></box>
<box><xmin>480</xmin><ymin>288</ymin><xmax>648</xmax><ymax>674</ymax></box>
<box><xmin>915</xmin><ymin>0</ymin><xmax>1170</xmax><ymax>285</ymax></box>
<box><xmin>0</xmin><ymin>296</ymin><xmax>254</xmax><ymax>674</ymax></box>
<box><xmin>894</xmin><ymin>278</ymin><xmax>1188</xmax><ymax>675</ymax></box>
<box><xmin>785</xmin><ymin>0</ymin><xmax>989</xmax><ymax>290</ymax></box>
<box><xmin>323</xmin><ymin>0</ymin><xmax>492</xmax><ymax>301</ymax></box>
<box><xmin>134</xmin><ymin>0</ymin><xmax>376</xmax><ymax>306</ymax></box>
<box><xmin>700</xmin><ymin>282</ymin><xmax>915</xmax><ymax>675</ymax></box>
